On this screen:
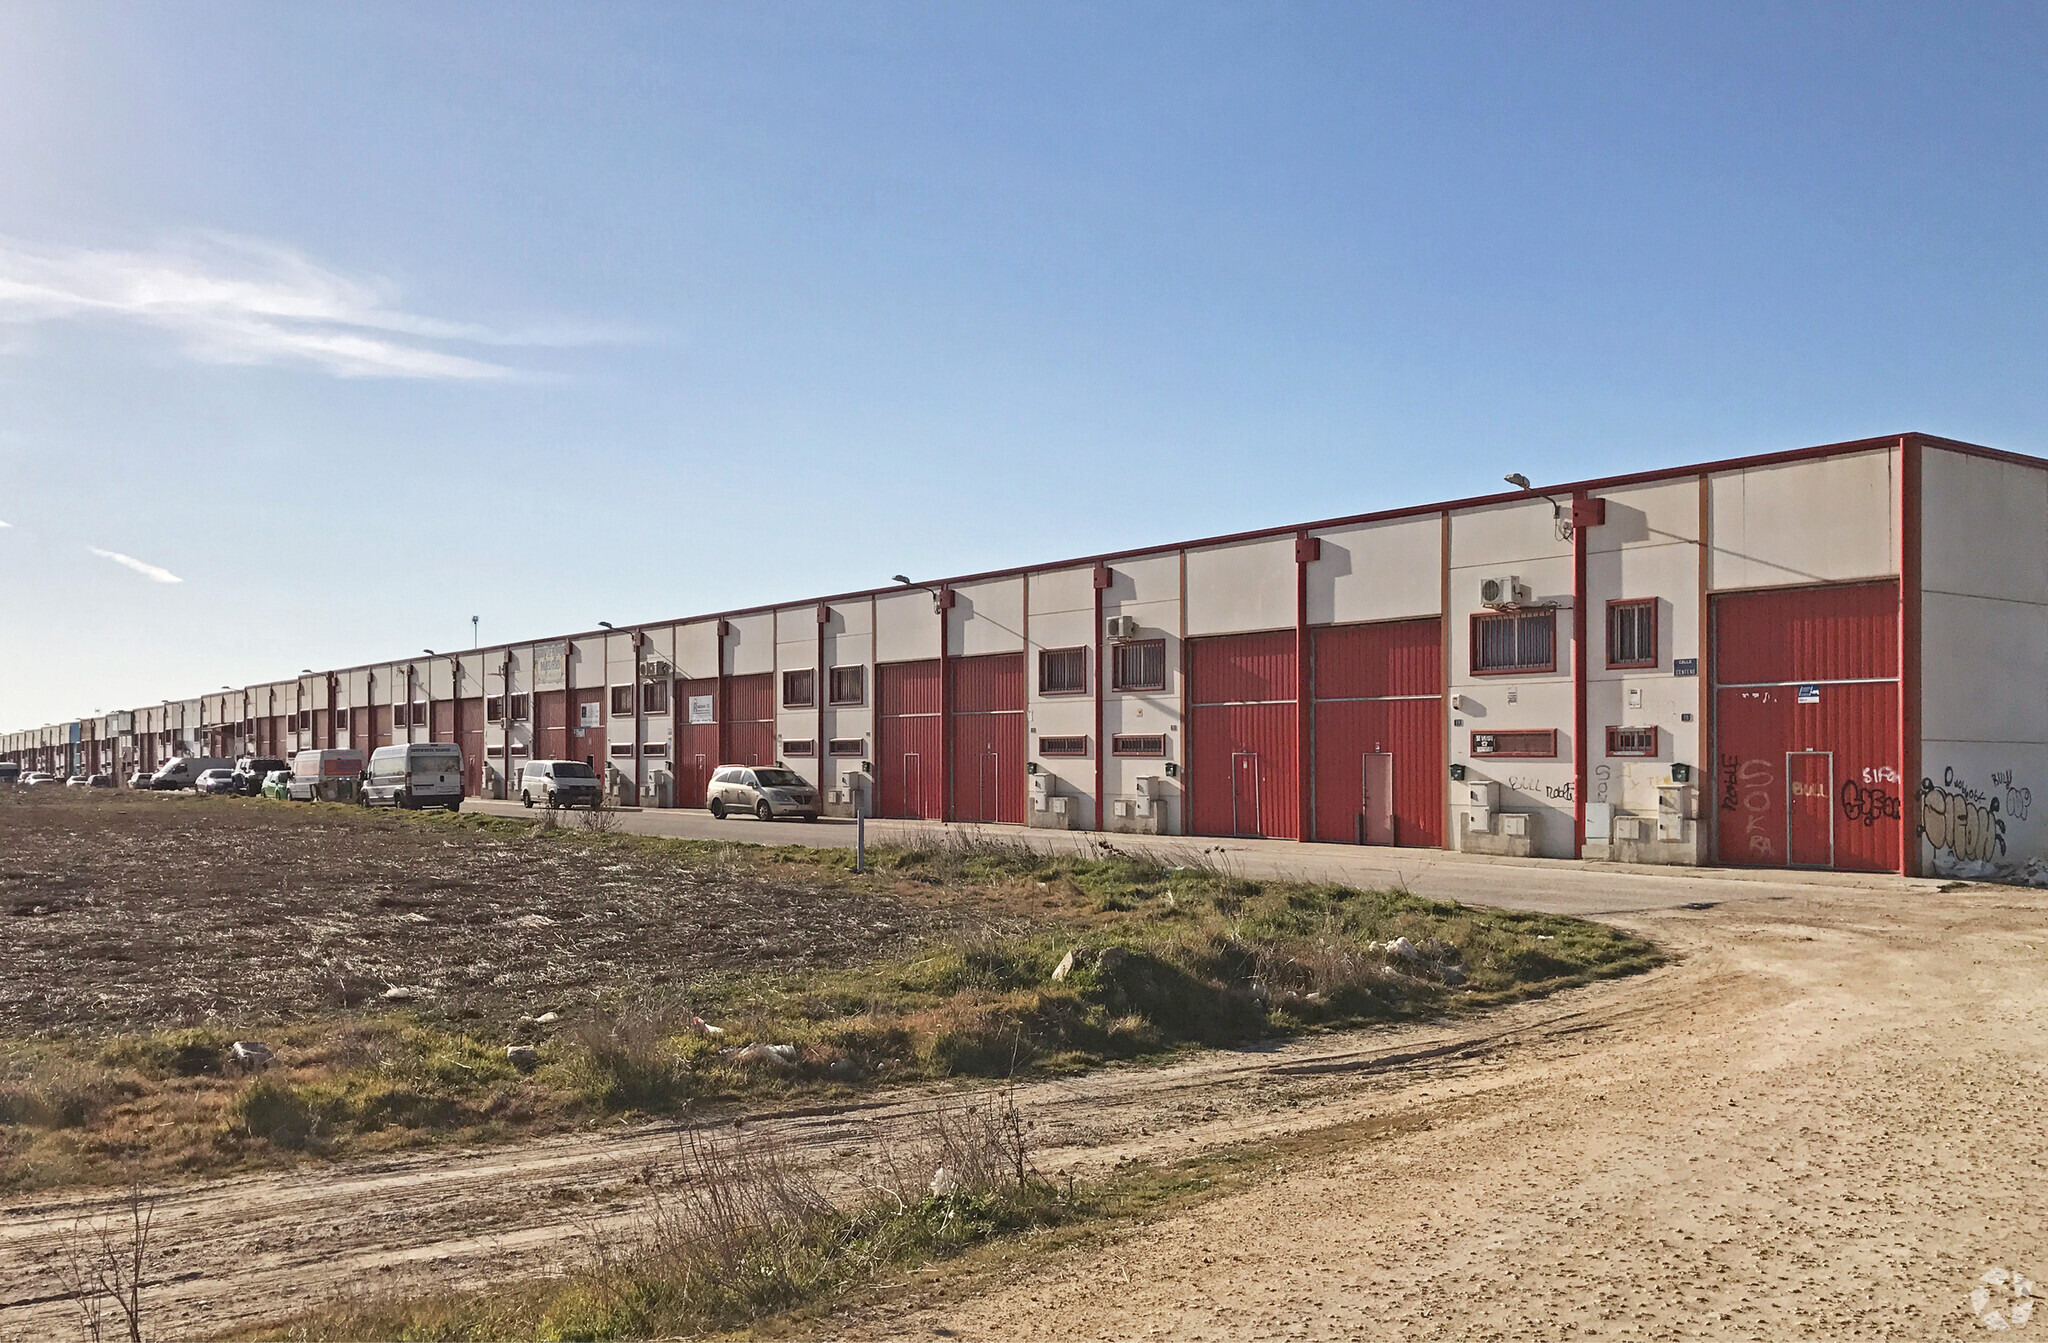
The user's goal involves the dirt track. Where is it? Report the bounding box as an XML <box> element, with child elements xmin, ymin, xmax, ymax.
<box><xmin>861</xmin><ymin>882</ymin><xmax>2048</xmax><ymax>1341</ymax></box>
<box><xmin>5</xmin><ymin>877</ymin><xmax>2041</xmax><ymax>1340</ymax></box>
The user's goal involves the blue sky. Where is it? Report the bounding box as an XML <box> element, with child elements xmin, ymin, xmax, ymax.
<box><xmin>4</xmin><ymin>2</ymin><xmax>2046</xmax><ymax>729</ymax></box>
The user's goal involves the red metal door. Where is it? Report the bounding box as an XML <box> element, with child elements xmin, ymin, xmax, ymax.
<box><xmin>1361</xmin><ymin>753</ymin><xmax>1395</xmax><ymax>845</ymax></box>
<box><xmin>900</xmin><ymin>752</ymin><xmax>926</xmax><ymax>818</ymax></box>
<box><xmin>1309</xmin><ymin>618</ymin><xmax>1443</xmax><ymax>846</ymax></box>
<box><xmin>722</xmin><ymin>674</ymin><xmax>775</xmax><ymax>768</ymax></box>
<box><xmin>878</xmin><ymin>660</ymin><xmax>943</xmax><ymax>819</ymax></box>
<box><xmin>457</xmin><ymin>699</ymin><xmax>486</xmax><ymax>796</ymax></box>
<box><xmin>1787</xmin><ymin>751</ymin><xmax>1835</xmax><ymax>867</ymax></box>
<box><xmin>1189</xmin><ymin>632</ymin><xmax>1298</xmax><ymax>838</ymax></box>
<box><xmin>569</xmin><ymin>688</ymin><xmax>605</xmax><ymax>768</ymax></box>
<box><xmin>675</xmin><ymin>677</ymin><xmax>719</xmax><ymax>807</ymax></box>
<box><xmin>533</xmin><ymin>691</ymin><xmax>565</xmax><ymax>761</ymax></box>
<box><xmin>948</xmin><ymin>652</ymin><xmax>1024</xmax><ymax>824</ymax></box>
<box><xmin>1713</xmin><ymin>580</ymin><xmax>1900</xmax><ymax>872</ymax></box>
<box><xmin>1231</xmin><ymin>752</ymin><xmax>1262</xmax><ymax>836</ymax></box>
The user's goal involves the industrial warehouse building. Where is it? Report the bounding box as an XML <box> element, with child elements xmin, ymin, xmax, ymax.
<box><xmin>8</xmin><ymin>432</ymin><xmax>2041</xmax><ymax>879</ymax></box>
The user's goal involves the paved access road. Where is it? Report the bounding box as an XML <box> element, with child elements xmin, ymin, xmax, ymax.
<box><xmin>463</xmin><ymin>797</ymin><xmax>1946</xmax><ymax>918</ymax></box>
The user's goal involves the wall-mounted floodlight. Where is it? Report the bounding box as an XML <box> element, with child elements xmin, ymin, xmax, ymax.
<box><xmin>1503</xmin><ymin>472</ymin><xmax>1574</xmax><ymax>541</ymax></box>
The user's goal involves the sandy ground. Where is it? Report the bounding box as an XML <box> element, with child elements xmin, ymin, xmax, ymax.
<box><xmin>859</xmin><ymin>882</ymin><xmax>2048</xmax><ymax>1341</ymax></box>
<box><xmin>6</xmin><ymin>874</ymin><xmax>2038</xmax><ymax>1340</ymax></box>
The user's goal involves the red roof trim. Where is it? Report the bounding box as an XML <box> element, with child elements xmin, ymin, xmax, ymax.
<box><xmin>16</xmin><ymin>432</ymin><xmax>2037</xmax><ymax>720</ymax></box>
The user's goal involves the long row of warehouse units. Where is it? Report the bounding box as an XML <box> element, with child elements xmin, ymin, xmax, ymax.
<box><xmin>10</xmin><ymin>432</ymin><xmax>2042</xmax><ymax>878</ymax></box>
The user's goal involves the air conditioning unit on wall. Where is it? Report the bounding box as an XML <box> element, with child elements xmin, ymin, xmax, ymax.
<box><xmin>1479</xmin><ymin>575</ymin><xmax>1526</xmax><ymax>608</ymax></box>
<box><xmin>1106</xmin><ymin>615</ymin><xmax>1139</xmax><ymax>640</ymax></box>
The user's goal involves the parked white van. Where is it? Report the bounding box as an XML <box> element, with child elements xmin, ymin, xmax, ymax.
<box><xmin>288</xmin><ymin>748</ymin><xmax>367</xmax><ymax>802</ymax></box>
<box><xmin>150</xmin><ymin>756</ymin><xmax>233</xmax><ymax>790</ymax></box>
<box><xmin>517</xmin><ymin>760</ymin><xmax>603</xmax><ymax>809</ymax></box>
<box><xmin>362</xmin><ymin>743</ymin><xmax>465</xmax><ymax>811</ymax></box>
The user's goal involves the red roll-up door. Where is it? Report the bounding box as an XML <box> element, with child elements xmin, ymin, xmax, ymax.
<box><xmin>1713</xmin><ymin>579</ymin><xmax>1901</xmax><ymax>872</ymax></box>
<box><xmin>722</xmin><ymin>673</ymin><xmax>775</xmax><ymax>768</ymax></box>
<box><xmin>878</xmin><ymin>660</ymin><xmax>944</xmax><ymax>820</ymax></box>
<box><xmin>1189</xmin><ymin>630</ymin><xmax>1299</xmax><ymax>839</ymax></box>
<box><xmin>949</xmin><ymin>652</ymin><xmax>1025</xmax><ymax>824</ymax></box>
<box><xmin>371</xmin><ymin>706</ymin><xmax>393</xmax><ymax>751</ymax></box>
<box><xmin>675</xmin><ymin>676</ymin><xmax>719</xmax><ymax>808</ymax></box>
<box><xmin>457</xmin><ymin>698</ymin><xmax>486</xmax><ymax>795</ymax></box>
<box><xmin>1310</xmin><ymin>617</ymin><xmax>1444</xmax><ymax>847</ymax></box>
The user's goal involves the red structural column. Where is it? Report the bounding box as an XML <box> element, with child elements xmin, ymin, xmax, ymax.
<box><xmin>1899</xmin><ymin>435</ymin><xmax>1923</xmax><ymax>877</ymax></box>
<box><xmin>715</xmin><ymin>620</ymin><xmax>729</xmax><ymax>769</ymax></box>
<box><xmin>1696</xmin><ymin>474</ymin><xmax>1712</xmax><ymax>865</ymax></box>
<box><xmin>938</xmin><ymin>587</ymin><xmax>955</xmax><ymax>821</ymax></box>
<box><xmin>816</xmin><ymin>603</ymin><xmax>829</xmax><ymax>797</ymax></box>
<box><xmin>1092</xmin><ymin>563</ymin><xmax>1111</xmax><ymax>831</ymax></box>
<box><xmin>1572</xmin><ymin>491</ymin><xmax>1590</xmax><ymax>859</ymax></box>
<box><xmin>1294</xmin><ymin>532</ymin><xmax>1318</xmax><ymax>843</ymax></box>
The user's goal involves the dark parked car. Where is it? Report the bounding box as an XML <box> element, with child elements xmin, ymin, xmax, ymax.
<box><xmin>86</xmin><ymin>773</ymin><xmax>114</xmax><ymax>788</ymax></box>
<box><xmin>232</xmin><ymin>756</ymin><xmax>288</xmax><ymax>796</ymax></box>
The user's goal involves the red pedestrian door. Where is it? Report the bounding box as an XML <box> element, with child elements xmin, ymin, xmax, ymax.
<box><xmin>1232</xmin><ymin>752</ymin><xmax>1262</xmax><ymax>836</ymax></box>
<box><xmin>1360</xmin><ymin>752</ymin><xmax>1395</xmax><ymax>846</ymax></box>
<box><xmin>898</xmin><ymin>752</ymin><xmax>926</xmax><ymax>819</ymax></box>
<box><xmin>1787</xmin><ymin>751</ymin><xmax>1835</xmax><ymax>868</ymax></box>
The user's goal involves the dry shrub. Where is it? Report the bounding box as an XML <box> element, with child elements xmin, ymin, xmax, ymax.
<box><xmin>0</xmin><ymin>1059</ymin><xmax>139</xmax><ymax>1129</ymax></box>
<box><xmin>579</xmin><ymin>791</ymin><xmax>622</xmax><ymax>835</ymax></box>
<box><xmin>571</xmin><ymin>1004</ymin><xmax>691</xmax><ymax>1111</ymax></box>
<box><xmin>53</xmin><ymin>1184</ymin><xmax>158</xmax><ymax>1343</ymax></box>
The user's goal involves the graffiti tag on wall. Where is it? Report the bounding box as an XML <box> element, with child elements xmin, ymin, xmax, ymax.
<box><xmin>1720</xmin><ymin>753</ymin><xmax>1775</xmax><ymax>857</ymax></box>
<box><xmin>1839</xmin><ymin>778</ymin><xmax>1902</xmax><ymax>827</ymax></box>
<box><xmin>1992</xmin><ymin>770</ymin><xmax>2033</xmax><ymax>823</ymax></box>
<box><xmin>1919</xmin><ymin>767</ymin><xmax>2005</xmax><ymax>863</ymax></box>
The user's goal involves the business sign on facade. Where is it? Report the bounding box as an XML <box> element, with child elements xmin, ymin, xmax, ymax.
<box><xmin>579</xmin><ymin>702</ymin><xmax>601</xmax><ymax>728</ymax></box>
<box><xmin>688</xmin><ymin>694</ymin><xmax>715</xmax><ymax>725</ymax></box>
<box><xmin>1797</xmin><ymin>684</ymin><xmax>1820</xmax><ymax>705</ymax></box>
<box><xmin>533</xmin><ymin>642</ymin><xmax>567</xmax><ymax>692</ymax></box>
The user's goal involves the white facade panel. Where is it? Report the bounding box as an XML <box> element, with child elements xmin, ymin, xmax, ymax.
<box><xmin>1311</xmin><ymin>514</ymin><xmax>1442</xmax><ymax>627</ymax></box>
<box><xmin>1031</xmin><ymin>566</ymin><xmax>1094</xmax><ymax>617</ymax></box>
<box><xmin>674</xmin><ymin>621</ymin><xmax>719</xmax><ymax>680</ymax></box>
<box><xmin>1708</xmin><ymin>448</ymin><xmax>1897</xmax><ymax>591</ymax></box>
<box><xmin>1921</xmin><ymin>592</ymin><xmax>2048</xmax><ymax>747</ymax></box>
<box><xmin>1923</xmin><ymin>447</ymin><xmax>2048</xmax><ymax>607</ymax></box>
<box><xmin>950</xmin><ymin>577</ymin><xmax>1026</xmax><ymax>656</ymax></box>
<box><xmin>1448</xmin><ymin>501</ymin><xmax>1579</xmax><ymax>857</ymax></box>
<box><xmin>723</xmin><ymin>612</ymin><xmax>774</xmax><ymax>675</ymax></box>
<box><xmin>775</xmin><ymin>605</ymin><xmax>819</xmax><ymax>671</ymax></box>
<box><xmin>875</xmin><ymin>589</ymin><xmax>939</xmax><ymax>663</ymax></box>
<box><xmin>1185</xmin><ymin>537</ymin><xmax>1294</xmax><ymax>636</ymax></box>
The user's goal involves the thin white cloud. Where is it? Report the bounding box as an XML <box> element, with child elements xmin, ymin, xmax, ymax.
<box><xmin>0</xmin><ymin>234</ymin><xmax>623</xmax><ymax>380</ymax></box>
<box><xmin>0</xmin><ymin>520</ymin><xmax>11</xmax><ymax>528</ymax></box>
<box><xmin>88</xmin><ymin>546</ymin><xmax>182</xmax><ymax>584</ymax></box>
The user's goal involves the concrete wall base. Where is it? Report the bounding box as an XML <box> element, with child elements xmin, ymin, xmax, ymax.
<box><xmin>1458</xmin><ymin>812</ymin><xmax>1535</xmax><ymax>858</ymax></box>
<box><xmin>1106</xmin><ymin>800</ymin><xmax>1165</xmax><ymax>835</ymax></box>
<box><xmin>1585</xmin><ymin>833</ymin><xmax>1702</xmax><ymax>865</ymax></box>
<box><xmin>1028</xmin><ymin>806</ymin><xmax>1075</xmax><ymax>830</ymax></box>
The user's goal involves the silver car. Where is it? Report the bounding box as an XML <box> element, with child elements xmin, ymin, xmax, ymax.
<box><xmin>706</xmin><ymin>765</ymin><xmax>818</xmax><ymax>821</ymax></box>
